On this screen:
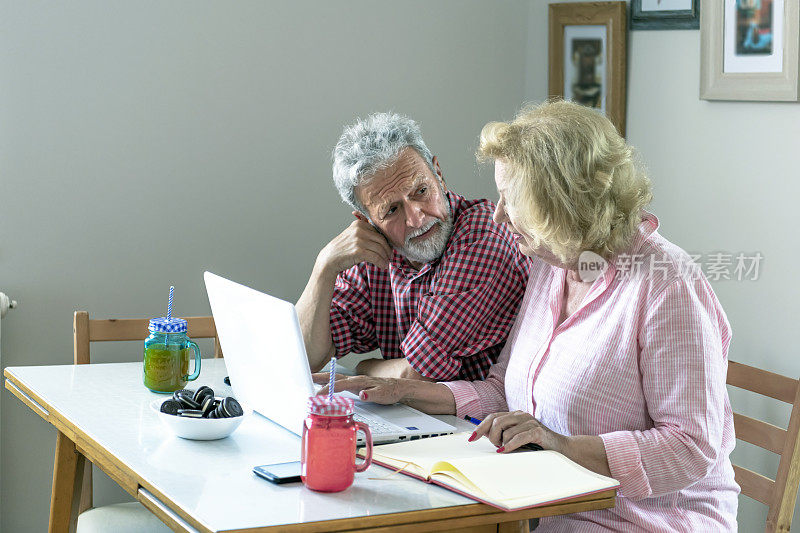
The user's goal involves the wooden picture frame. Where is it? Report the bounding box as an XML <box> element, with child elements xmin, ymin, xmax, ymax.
<box><xmin>630</xmin><ymin>0</ymin><xmax>700</xmax><ymax>30</ymax></box>
<box><xmin>700</xmin><ymin>0</ymin><xmax>799</xmax><ymax>101</ymax></box>
<box><xmin>548</xmin><ymin>2</ymin><xmax>628</xmax><ymax>136</ymax></box>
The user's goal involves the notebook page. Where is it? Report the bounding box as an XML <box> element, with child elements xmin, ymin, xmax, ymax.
<box><xmin>371</xmin><ymin>432</ymin><xmax>497</xmax><ymax>474</ymax></box>
<box><xmin>438</xmin><ymin>450</ymin><xmax>617</xmax><ymax>504</ymax></box>
<box><xmin>429</xmin><ymin>464</ymin><xmax>488</xmax><ymax>498</ymax></box>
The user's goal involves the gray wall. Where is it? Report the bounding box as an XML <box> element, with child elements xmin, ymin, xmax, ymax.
<box><xmin>0</xmin><ymin>2</ymin><xmax>529</xmax><ymax>531</ymax></box>
<box><xmin>525</xmin><ymin>2</ymin><xmax>800</xmax><ymax>530</ymax></box>
<box><xmin>3</xmin><ymin>1</ymin><xmax>799</xmax><ymax>531</ymax></box>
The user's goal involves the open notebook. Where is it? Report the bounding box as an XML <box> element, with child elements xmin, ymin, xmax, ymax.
<box><xmin>360</xmin><ymin>432</ymin><xmax>619</xmax><ymax>511</ymax></box>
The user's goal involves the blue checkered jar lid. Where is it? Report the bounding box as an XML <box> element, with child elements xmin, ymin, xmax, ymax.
<box><xmin>148</xmin><ymin>317</ymin><xmax>188</xmax><ymax>333</ymax></box>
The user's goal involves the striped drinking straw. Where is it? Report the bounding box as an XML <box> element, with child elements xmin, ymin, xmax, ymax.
<box><xmin>167</xmin><ymin>285</ymin><xmax>174</xmax><ymax>320</ymax></box>
<box><xmin>328</xmin><ymin>357</ymin><xmax>336</xmax><ymax>402</ymax></box>
<box><xmin>165</xmin><ymin>285</ymin><xmax>174</xmax><ymax>346</ymax></box>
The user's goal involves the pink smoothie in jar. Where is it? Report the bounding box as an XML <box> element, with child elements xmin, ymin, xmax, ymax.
<box><xmin>300</xmin><ymin>395</ymin><xmax>372</xmax><ymax>492</ymax></box>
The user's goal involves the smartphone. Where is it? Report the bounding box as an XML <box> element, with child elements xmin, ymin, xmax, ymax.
<box><xmin>253</xmin><ymin>461</ymin><xmax>302</xmax><ymax>484</ymax></box>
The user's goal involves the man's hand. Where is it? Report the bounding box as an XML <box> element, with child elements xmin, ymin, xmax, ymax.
<box><xmin>297</xmin><ymin>214</ymin><xmax>393</xmax><ymax>373</ymax></box>
<box><xmin>316</xmin><ymin>215</ymin><xmax>393</xmax><ymax>275</ymax></box>
<box><xmin>355</xmin><ymin>358</ymin><xmax>436</xmax><ymax>381</ymax></box>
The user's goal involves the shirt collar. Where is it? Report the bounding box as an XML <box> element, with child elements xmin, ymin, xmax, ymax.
<box><xmin>586</xmin><ymin>210</ymin><xmax>660</xmax><ymax>291</ymax></box>
<box><xmin>627</xmin><ymin>210</ymin><xmax>659</xmax><ymax>255</ymax></box>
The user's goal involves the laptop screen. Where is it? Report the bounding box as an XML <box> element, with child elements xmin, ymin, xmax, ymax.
<box><xmin>204</xmin><ymin>271</ymin><xmax>315</xmax><ymax>436</ymax></box>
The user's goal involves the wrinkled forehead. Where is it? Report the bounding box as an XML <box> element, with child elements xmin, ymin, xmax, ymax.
<box><xmin>357</xmin><ymin>148</ymin><xmax>436</xmax><ymax>210</ymax></box>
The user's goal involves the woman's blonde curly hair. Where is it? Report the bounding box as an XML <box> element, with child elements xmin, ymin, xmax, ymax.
<box><xmin>478</xmin><ymin>100</ymin><xmax>652</xmax><ymax>265</ymax></box>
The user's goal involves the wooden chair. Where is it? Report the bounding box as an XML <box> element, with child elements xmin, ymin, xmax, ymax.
<box><xmin>73</xmin><ymin>310</ymin><xmax>222</xmax><ymax>365</ymax></box>
<box><xmin>69</xmin><ymin>311</ymin><xmax>221</xmax><ymax>532</ymax></box>
<box><xmin>728</xmin><ymin>360</ymin><xmax>800</xmax><ymax>532</ymax></box>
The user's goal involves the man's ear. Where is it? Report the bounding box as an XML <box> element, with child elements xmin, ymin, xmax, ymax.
<box><xmin>432</xmin><ymin>155</ymin><xmax>447</xmax><ymax>192</ymax></box>
<box><xmin>352</xmin><ymin>186</ymin><xmax>371</xmax><ymax>221</ymax></box>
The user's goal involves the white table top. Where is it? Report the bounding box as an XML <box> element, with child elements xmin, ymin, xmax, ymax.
<box><xmin>5</xmin><ymin>359</ymin><xmax>479</xmax><ymax>532</ymax></box>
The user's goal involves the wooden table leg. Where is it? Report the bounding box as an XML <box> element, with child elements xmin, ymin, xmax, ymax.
<box><xmin>76</xmin><ymin>448</ymin><xmax>93</xmax><ymax>515</ymax></box>
<box><xmin>49</xmin><ymin>431</ymin><xmax>86</xmax><ymax>533</ymax></box>
<box><xmin>498</xmin><ymin>519</ymin><xmax>530</xmax><ymax>533</ymax></box>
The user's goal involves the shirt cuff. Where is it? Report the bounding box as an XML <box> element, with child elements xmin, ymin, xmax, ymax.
<box><xmin>440</xmin><ymin>381</ymin><xmax>482</xmax><ymax>419</ymax></box>
<box><xmin>599</xmin><ymin>431</ymin><xmax>652</xmax><ymax>500</ymax></box>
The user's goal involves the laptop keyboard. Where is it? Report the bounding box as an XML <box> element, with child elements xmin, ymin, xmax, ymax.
<box><xmin>353</xmin><ymin>412</ymin><xmax>395</xmax><ymax>435</ymax></box>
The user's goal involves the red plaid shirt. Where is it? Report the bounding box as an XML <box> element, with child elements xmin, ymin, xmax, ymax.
<box><xmin>329</xmin><ymin>191</ymin><xmax>531</xmax><ymax>380</ymax></box>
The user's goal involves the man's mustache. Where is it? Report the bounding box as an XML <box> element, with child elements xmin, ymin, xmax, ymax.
<box><xmin>405</xmin><ymin>220</ymin><xmax>439</xmax><ymax>244</ymax></box>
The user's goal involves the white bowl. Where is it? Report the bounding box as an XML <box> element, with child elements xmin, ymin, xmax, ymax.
<box><xmin>151</xmin><ymin>398</ymin><xmax>248</xmax><ymax>440</ymax></box>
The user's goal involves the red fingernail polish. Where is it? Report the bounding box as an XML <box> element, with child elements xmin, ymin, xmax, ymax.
<box><xmin>496</xmin><ymin>446</ymin><xmax>505</xmax><ymax>453</ymax></box>
<box><xmin>362</xmin><ymin>392</ymin><xmax>368</xmax><ymax>400</ymax></box>
<box><xmin>468</xmin><ymin>431</ymin><xmax>477</xmax><ymax>442</ymax></box>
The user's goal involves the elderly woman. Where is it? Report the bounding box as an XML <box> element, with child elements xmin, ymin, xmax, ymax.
<box><xmin>320</xmin><ymin>100</ymin><xmax>739</xmax><ymax>531</ymax></box>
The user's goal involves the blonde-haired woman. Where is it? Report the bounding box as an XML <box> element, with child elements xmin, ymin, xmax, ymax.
<box><xmin>320</xmin><ymin>101</ymin><xmax>739</xmax><ymax>531</ymax></box>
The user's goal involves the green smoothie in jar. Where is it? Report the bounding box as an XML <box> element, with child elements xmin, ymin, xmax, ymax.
<box><xmin>143</xmin><ymin>316</ymin><xmax>201</xmax><ymax>393</ymax></box>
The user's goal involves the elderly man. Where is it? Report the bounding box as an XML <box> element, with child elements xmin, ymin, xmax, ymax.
<box><xmin>296</xmin><ymin>112</ymin><xmax>529</xmax><ymax>381</ymax></box>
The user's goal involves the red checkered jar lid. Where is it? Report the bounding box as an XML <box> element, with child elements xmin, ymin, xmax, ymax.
<box><xmin>307</xmin><ymin>395</ymin><xmax>354</xmax><ymax>416</ymax></box>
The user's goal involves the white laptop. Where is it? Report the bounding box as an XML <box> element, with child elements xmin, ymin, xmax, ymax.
<box><xmin>204</xmin><ymin>271</ymin><xmax>456</xmax><ymax>444</ymax></box>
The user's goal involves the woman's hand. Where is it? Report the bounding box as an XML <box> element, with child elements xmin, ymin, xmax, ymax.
<box><xmin>471</xmin><ymin>411</ymin><xmax>612</xmax><ymax>476</ymax></box>
<box><xmin>311</xmin><ymin>372</ymin><xmax>458</xmax><ymax>415</ymax></box>
<box><xmin>471</xmin><ymin>411</ymin><xmax>566</xmax><ymax>453</ymax></box>
<box><xmin>312</xmin><ymin>373</ymin><xmax>406</xmax><ymax>404</ymax></box>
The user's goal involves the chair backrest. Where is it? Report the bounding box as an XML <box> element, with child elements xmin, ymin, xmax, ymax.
<box><xmin>73</xmin><ymin>310</ymin><xmax>222</xmax><ymax>365</ymax></box>
<box><xmin>728</xmin><ymin>360</ymin><xmax>800</xmax><ymax>532</ymax></box>
<box><xmin>72</xmin><ymin>310</ymin><xmax>222</xmax><ymax>514</ymax></box>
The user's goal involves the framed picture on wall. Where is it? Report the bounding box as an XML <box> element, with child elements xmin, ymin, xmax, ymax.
<box><xmin>630</xmin><ymin>0</ymin><xmax>700</xmax><ymax>30</ymax></box>
<box><xmin>548</xmin><ymin>2</ymin><xmax>627</xmax><ymax>136</ymax></box>
<box><xmin>700</xmin><ymin>0</ymin><xmax>799</xmax><ymax>101</ymax></box>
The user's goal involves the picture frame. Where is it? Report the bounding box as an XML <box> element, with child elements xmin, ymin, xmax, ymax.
<box><xmin>548</xmin><ymin>2</ymin><xmax>628</xmax><ymax>136</ymax></box>
<box><xmin>630</xmin><ymin>0</ymin><xmax>700</xmax><ymax>30</ymax></box>
<box><xmin>700</xmin><ymin>0</ymin><xmax>799</xmax><ymax>101</ymax></box>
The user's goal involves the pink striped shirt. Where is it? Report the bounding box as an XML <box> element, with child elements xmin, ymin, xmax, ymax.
<box><xmin>444</xmin><ymin>213</ymin><xmax>739</xmax><ymax>531</ymax></box>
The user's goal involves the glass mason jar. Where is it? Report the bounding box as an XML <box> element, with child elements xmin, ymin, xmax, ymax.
<box><xmin>143</xmin><ymin>317</ymin><xmax>201</xmax><ymax>393</ymax></box>
<box><xmin>301</xmin><ymin>396</ymin><xmax>373</xmax><ymax>492</ymax></box>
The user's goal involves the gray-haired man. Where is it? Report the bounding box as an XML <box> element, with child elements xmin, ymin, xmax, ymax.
<box><xmin>296</xmin><ymin>113</ymin><xmax>530</xmax><ymax>383</ymax></box>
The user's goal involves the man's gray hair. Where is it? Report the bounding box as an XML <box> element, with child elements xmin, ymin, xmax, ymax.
<box><xmin>332</xmin><ymin>112</ymin><xmax>436</xmax><ymax>214</ymax></box>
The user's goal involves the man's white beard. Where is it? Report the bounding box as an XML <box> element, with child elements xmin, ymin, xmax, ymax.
<box><xmin>396</xmin><ymin>215</ymin><xmax>454</xmax><ymax>264</ymax></box>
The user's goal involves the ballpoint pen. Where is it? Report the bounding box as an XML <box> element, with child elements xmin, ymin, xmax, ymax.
<box><xmin>464</xmin><ymin>415</ymin><xmax>543</xmax><ymax>451</ymax></box>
